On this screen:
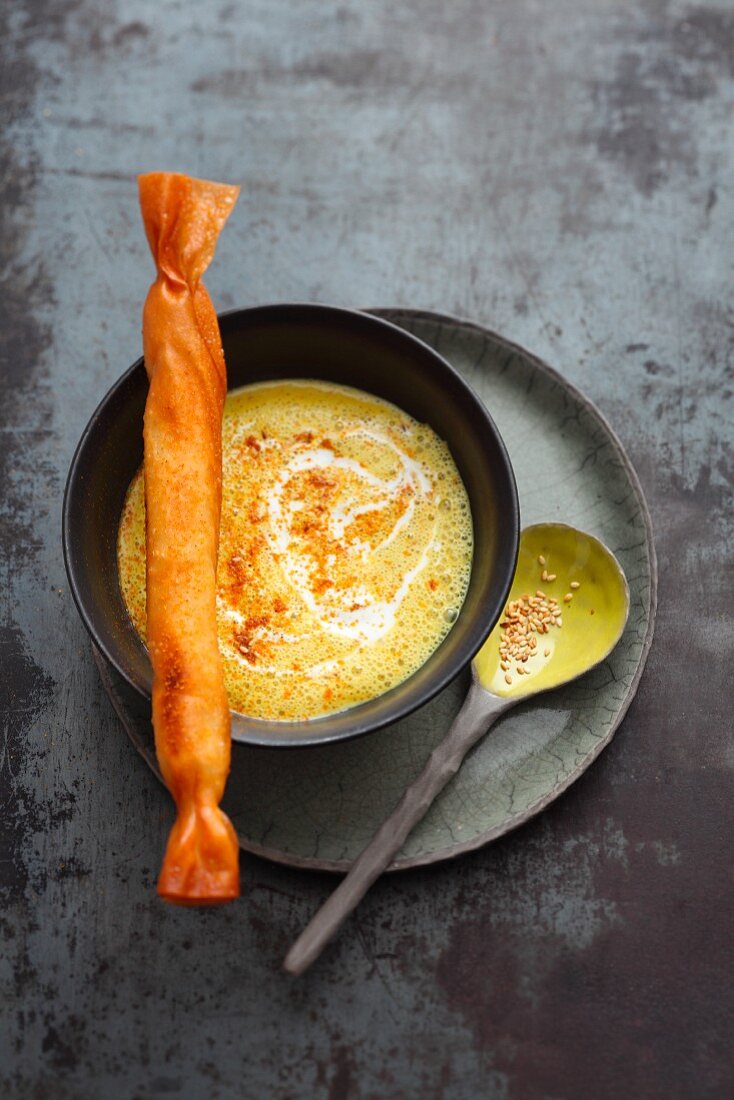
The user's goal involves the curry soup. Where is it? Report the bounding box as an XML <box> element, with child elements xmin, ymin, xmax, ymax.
<box><xmin>118</xmin><ymin>380</ymin><xmax>473</xmax><ymax>721</ymax></box>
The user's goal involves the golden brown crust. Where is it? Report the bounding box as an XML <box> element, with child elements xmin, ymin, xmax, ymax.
<box><xmin>138</xmin><ymin>172</ymin><xmax>240</xmax><ymax>904</ymax></box>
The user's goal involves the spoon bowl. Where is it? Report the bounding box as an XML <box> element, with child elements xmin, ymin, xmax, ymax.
<box><xmin>284</xmin><ymin>522</ymin><xmax>630</xmax><ymax>975</ymax></box>
<box><xmin>474</xmin><ymin>523</ymin><xmax>630</xmax><ymax>698</ymax></box>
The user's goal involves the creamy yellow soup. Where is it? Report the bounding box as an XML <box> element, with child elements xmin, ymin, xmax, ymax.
<box><xmin>118</xmin><ymin>380</ymin><xmax>473</xmax><ymax>721</ymax></box>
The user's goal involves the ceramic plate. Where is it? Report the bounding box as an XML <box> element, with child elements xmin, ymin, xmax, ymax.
<box><xmin>97</xmin><ymin>309</ymin><xmax>657</xmax><ymax>872</ymax></box>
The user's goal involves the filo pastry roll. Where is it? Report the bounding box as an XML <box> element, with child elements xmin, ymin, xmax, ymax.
<box><xmin>138</xmin><ymin>171</ymin><xmax>240</xmax><ymax>904</ymax></box>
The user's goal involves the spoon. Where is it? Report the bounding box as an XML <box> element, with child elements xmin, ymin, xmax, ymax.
<box><xmin>283</xmin><ymin>523</ymin><xmax>630</xmax><ymax>976</ymax></box>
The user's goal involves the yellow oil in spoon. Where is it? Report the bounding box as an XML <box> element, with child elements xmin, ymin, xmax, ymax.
<box><xmin>474</xmin><ymin>523</ymin><xmax>629</xmax><ymax>698</ymax></box>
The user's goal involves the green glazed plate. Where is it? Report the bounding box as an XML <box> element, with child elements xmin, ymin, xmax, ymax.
<box><xmin>97</xmin><ymin>309</ymin><xmax>657</xmax><ymax>872</ymax></box>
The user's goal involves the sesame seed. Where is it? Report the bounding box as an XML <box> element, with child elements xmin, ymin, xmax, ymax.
<box><xmin>547</xmin><ymin>573</ymin><xmax>557</xmax><ymax>581</ymax></box>
<box><xmin>570</xmin><ymin>581</ymin><xmax>580</xmax><ymax>589</ymax></box>
<box><xmin>498</xmin><ymin>582</ymin><xmax>567</xmax><ymax>675</ymax></box>
<box><xmin>504</xmin><ymin>673</ymin><xmax>513</xmax><ymax>685</ymax></box>
<box><xmin>538</xmin><ymin>555</ymin><xmax>546</xmax><ymax>565</ymax></box>
<box><xmin>544</xmin><ymin>647</ymin><xmax>551</xmax><ymax>657</ymax></box>
<box><xmin>564</xmin><ymin>593</ymin><xmax>573</xmax><ymax>603</ymax></box>
<box><xmin>541</xmin><ymin>569</ymin><xmax>548</xmax><ymax>581</ymax></box>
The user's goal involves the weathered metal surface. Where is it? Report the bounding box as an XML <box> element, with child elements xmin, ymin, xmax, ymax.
<box><xmin>1</xmin><ymin>1</ymin><xmax>732</xmax><ymax>1097</ymax></box>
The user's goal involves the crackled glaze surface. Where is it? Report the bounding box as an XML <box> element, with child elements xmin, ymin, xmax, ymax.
<box><xmin>106</xmin><ymin>311</ymin><xmax>655</xmax><ymax>870</ymax></box>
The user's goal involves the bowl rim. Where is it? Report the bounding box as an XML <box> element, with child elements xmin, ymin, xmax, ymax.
<box><xmin>63</xmin><ymin>302</ymin><xmax>520</xmax><ymax>747</ymax></box>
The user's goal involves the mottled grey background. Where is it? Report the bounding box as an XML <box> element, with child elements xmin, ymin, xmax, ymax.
<box><xmin>1</xmin><ymin>1</ymin><xmax>732</xmax><ymax>1098</ymax></box>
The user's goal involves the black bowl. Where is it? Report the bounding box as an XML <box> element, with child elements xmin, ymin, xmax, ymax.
<box><xmin>63</xmin><ymin>304</ymin><xmax>519</xmax><ymax>747</ymax></box>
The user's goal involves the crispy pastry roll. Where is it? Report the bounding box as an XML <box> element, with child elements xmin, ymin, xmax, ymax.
<box><xmin>138</xmin><ymin>172</ymin><xmax>240</xmax><ymax>904</ymax></box>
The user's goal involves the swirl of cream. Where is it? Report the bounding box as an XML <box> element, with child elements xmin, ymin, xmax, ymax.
<box><xmin>267</xmin><ymin>429</ymin><xmax>436</xmax><ymax>643</ymax></box>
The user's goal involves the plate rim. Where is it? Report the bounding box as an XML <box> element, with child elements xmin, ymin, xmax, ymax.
<box><xmin>97</xmin><ymin>307</ymin><xmax>658</xmax><ymax>875</ymax></box>
<box><xmin>369</xmin><ymin>308</ymin><xmax>658</xmax><ymax>871</ymax></box>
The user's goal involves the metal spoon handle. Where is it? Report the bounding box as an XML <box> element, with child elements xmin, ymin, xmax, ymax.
<box><xmin>283</xmin><ymin>680</ymin><xmax>514</xmax><ymax>976</ymax></box>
